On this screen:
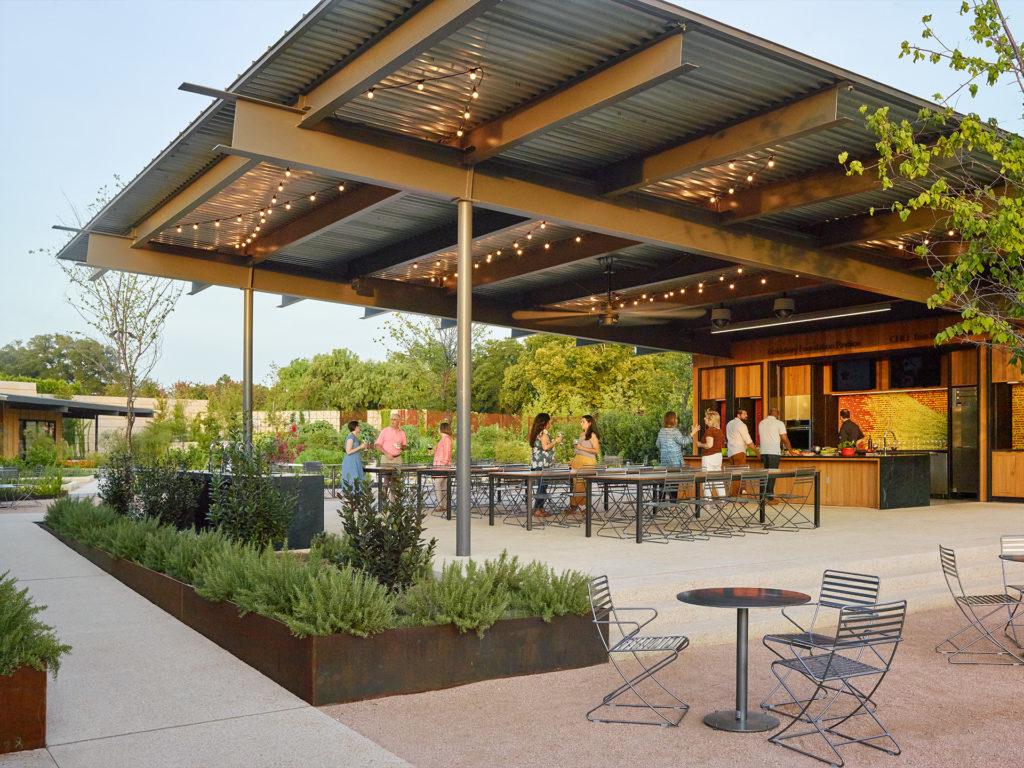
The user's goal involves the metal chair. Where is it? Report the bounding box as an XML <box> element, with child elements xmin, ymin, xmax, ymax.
<box><xmin>642</xmin><ymin>471</ymin><xmax>705</xmax><ymax>542</ymax></box>
<box><xmin>1000</xmin><ymin>534</ymin><xmax>1024</xmax><ymax>646</ymax></box>
<box><xmin>0</xmin><ymin>467</ymin><xmax>30</xmax><ymax>509</ymax></box>
<box><xmin>762</xmin><ymin>570</ymin><xmax>882</xmax><ymax>713</ymax></box>
<box><xmin>766</xmin><ymin>466</ymin><xmax>816</xmax><ymax>530</ymax></box>
<box><xmin>936</xmin><ymin>545</ymin><xmax>1024</xmax><ymax>665</ymax></box>
<box><xmin>768</xmin><ymin>600</ymin><xmax>907</xmax><ymax>768</ymax></box>
<box><xmin>586</xmin><ymin>576</ymin><xmax>689</xmax><ymax>727</ymax></box>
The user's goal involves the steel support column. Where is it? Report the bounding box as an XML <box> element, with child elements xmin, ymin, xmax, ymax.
<box><xmin>455</xmin><ymin>198</ymin><xmax>472</xmax><ymax>556</ymax></box>
<box><xmin>242</xmin><ymin>286</ymin><xmax>254</xmax><ymax>450</ymax></box>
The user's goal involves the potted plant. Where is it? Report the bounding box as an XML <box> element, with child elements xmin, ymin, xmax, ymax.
<box><xmin>838</xmin><ymin>440</ymin><xmax>857</xmax><ymax>457</ymax></box>
<box><xmin>0</xmin><ymin>571</ymin><xmax>71</xmax><ymax>754</ymax></box>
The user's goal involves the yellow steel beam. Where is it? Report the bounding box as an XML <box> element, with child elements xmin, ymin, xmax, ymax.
<box><xmin>131</xmin><ymin>156</ymin><xmax>260</xmax><ymax>247</ymax></box>
<box><xmin>458</xmin><ymin>34</ymin><xmax>693</xmax><ymax>164</ymax></box>
<box><xmin>465</xmin><ymin>233</ymin><xmax>637</xmax><ymax>291</ymax></box>
<box><xmin>298</xmin><ymin>0</ymin><xmax>502</xmax><ymax>128</ymax></box>
<box><xmin>600</xmin><ymin>86</ymin><xmax>850</xmax><ymax>197</ymax></box>
<box><xmin>818</xmin><ymin>205</ymin><xmax>950</xmax><ymax>248</ymax></box>
<box><xmin>248</xmin><ymin>184</ymin><xmax>403</xmax><ymax>264</ymax></box>
<box><xmin>224</xmin><ymin>99</ymin><xmax>935</xmax><ymax>303</ymax></box>
<box><xmin>85</xmin><ymin>232</ymin><xmax>724</xmax><ymax>354</ymax></box>
<box><xmin>718</xmin><ymin>166</ymin><xmax>880</xmax><ymax>224</ymax></box>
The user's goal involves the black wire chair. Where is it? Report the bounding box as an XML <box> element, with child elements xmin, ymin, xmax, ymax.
<box><xmin>768</xmin><ymin>600</ymin><xmax>907</xmax><ymax>767</ymax></box>
<box><xmin>586</xmin><ymin>575</ymin><xmax>689</xmax><ymax>727</ymax></box>
<box><xmin>762</xmin><ymin>570</ymin><xmax>882</xmax><ymax>714</ymax></box>
<box><xmin>936</xmin><ymin>545</ymin><xmax>1024</xmax><ymax>665</ymax></box>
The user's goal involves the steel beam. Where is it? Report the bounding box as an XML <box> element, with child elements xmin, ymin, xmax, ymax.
<box><xmin>83</xmin><ymin>233</ymin><xmax>728</xmax><ymax>355</ymax></box>
<box><xmin>465</xmin><ymin>233</ymin><xmax>637</xmax><ymax>291</ymax></box>
<box><xmin>226</xmin><ymin>99</ymin><xmax>935</xmax><ymax>303</ymax></box>
<box><xmin>459</xmin><ymin>34</ymin><xmax>693</xmax><ymax>164</ymax></box>
<box><xmin>718</xmin><ymin>166</ymin><xmax>881</xmax><ymax>224</ymax></box>
<box><xmin>600</xmin><ymin>87</ymin><xmax>850</xmax><ymax>197</ymax></box>
<box><xmin>298</xmin><ymin>0</ymin><xmax>502</xmax><ymax>128</ymax></box>
<box><xmin>278</xmin><ymin>295</ymin><xmax>305</xmax><ymax>308</ymax></box>
<box><xmin>88</xmin><ymin>268</ymin><xmax>108</xmax><ymax>281</ymax></box>
<box><xmin>188</xmin><ymin>281</ymin><xmax>211</xmax><ymax>295</ymax></box>
<box><xmin>455</xmin><ymin>199</ymin><xmax>472</xmax><ymax>556</ymax></box>
<box><xmin>131</xmin><ymin>156</ymin><xmax>260</xmax><ymax>247</ymax></box>
<box><xmin>817</xmin><ymin>205</ymin><xmax>949</xmax><ymax>248</ymax></box>
<box><xmin>342</xmin><ymin>209</ymin><xmax>526</xmax><ymax>279</ymax></box>
<box><xmin>248</xmin><ymin>185</ymin><xmax>404</xmax><ymax>264</ymax></box>
<box><xmin>242</xmin><ymin>286</ymin><xmax>254</xmax><ymax>450</ymax></box>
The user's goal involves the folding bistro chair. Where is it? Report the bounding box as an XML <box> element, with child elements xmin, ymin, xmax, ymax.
<box><xmin>0</xmin><ymin>467</ymin><xmax>30</xmax><ymax>509</ymax></box>
<box><xmin>692</xmin><ymin>470</ymin><xmax>738</xmax><ymax>537</ymax></box>
<box><xmin>936</xmin><ymin>545</ymin><xmax>1024</xmax><ymax>665</ymax></box>
<box><xmin>762</xmin><ymin>570</ymin><xmax>882</xmax><ymax>714</ymax></box>
<box><xmin>727</xmin><ymin>469</ymin><xmax>770</xmax><ymax>533</ymax></box>
<box><xmin>586</xmin><ymin>576</ymin><xmax>689</xmax><ymax>727</ymax></box>
<box><xmin>1000</xmin><ymin>534</ymin><xmax>1024</xmax><ymax>646</ymax></box>
<box><xmin>642</xmin><ymin>470</ymin><xmax>704</xmax><ymax>542</ymax></box>
<box><xmin>767</xmin><ymin>466</ymin><xmax>816</xmax><ymax>530</ymax></box>
<box><xmin>768</xmin><ymin>600</ymin><xmax>907</xmax><ymax>768</ymax></box>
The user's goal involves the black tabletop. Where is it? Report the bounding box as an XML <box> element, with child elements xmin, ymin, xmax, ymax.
<box><xmin>999</xmin><ymin>554</ymin><xmax>1024</xmax><ymax>563</ymax></box>
<box><xmin>677</xmin><ymin>587</ymin><xmax>810</xmax><ymax>609</ymax></box>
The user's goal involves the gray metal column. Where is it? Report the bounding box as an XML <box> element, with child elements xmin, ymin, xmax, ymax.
<box><xmin>455</xmin><ymin>198</ymin><xmax>472</xmax><ymax>556</ymax></box>
<box><xmin>242</xmin><ymin>287</ymin><xmax>254</xmax><ymax>451</ymax></box>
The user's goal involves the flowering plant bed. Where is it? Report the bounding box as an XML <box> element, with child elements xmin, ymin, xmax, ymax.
<box><xmin>40</xmin><ymin>525</ymin><xmax>606</xmax><ymax>705</ymax></box>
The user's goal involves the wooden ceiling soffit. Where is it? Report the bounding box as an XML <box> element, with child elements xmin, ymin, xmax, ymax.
<box><xmin>248</xmin><ymin>185</ymin><xmax>404</xmax><ymax>265</ymax></box>
<box><xmin>462</xmin><ymin>233</ymin><xmax>637</xmax><ymax>291</ymax></box>
<box><xmin>131</xmin><ymin>156</ymin><xmax>260</xmax><ymax>247</ymax></box>
<box><xmin>599</xmin><ymin>86</ymin><xmax>850</xmax><ymax>197</ymax></box>
<box><xmin>342</xmin><ymin>209</ymin><xmax>527</xmax><ymax>280</ymax></box>
<box><xmin>84</xmin><ymin>232</ymin><xmax>726</xmax><ymax>355</ymax></box>
<box><xmin>224</xmin><ymin>99</ymin><xmax>935</xmax><ymax>303</ymax></box>
<box><xmin>457</xmin><ymin>34</ymin><xmax>693</xmax><ymax>165</ymax></box>
<box><xmin>523</xmin><ymin>253</ymin><xmax>726</xmax><ymax>306</ymax></box>
<box><xmin>298</xmin><ymin>0</ymin><xmax>502</xmax><ymax>128</ymax></box>
<box><xmin>817</xmin><ymin>204</ymin><xmax>950</xmax><ymax>248</ymax></box>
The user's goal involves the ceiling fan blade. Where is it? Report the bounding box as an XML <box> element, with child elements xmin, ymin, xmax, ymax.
<box><xmin>614</xmin><ymin>315</ymin><xmax>671</xmax><ymax>326</ymax></box>
<box><xmin>511</xmin><ymin>309</ymin><xmax>589</xmax><ymax>321</ymax></box>
<box><xmin>621</xmin><ymin>307</ymin><xmax>707</xmax><ymax>320</ymax></box>
<box><xmin>529</xmin><ymin>314</ymin><xmax>603</xmax><ymax>326</ymax></box>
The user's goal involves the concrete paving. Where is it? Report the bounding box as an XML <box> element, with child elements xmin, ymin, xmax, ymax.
<box><xmin>0</xmin><ymin>509</ymin><xmax>409</xmax><ymax>768</ymax></box>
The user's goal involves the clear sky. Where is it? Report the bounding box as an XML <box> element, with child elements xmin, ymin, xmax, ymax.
<box><xmin>1</xmin><ymin>0</ymin><xmax>1020</xmax><ymax>388</ymax></box>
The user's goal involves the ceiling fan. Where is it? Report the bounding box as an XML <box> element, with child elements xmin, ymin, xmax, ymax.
<box><xmin>511</xmin><ymin>256</ymin><xmax>706</xmax><ymax>327</ymax></box>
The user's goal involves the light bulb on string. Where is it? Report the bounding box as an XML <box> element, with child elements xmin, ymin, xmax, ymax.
<box><xmin>540</xmin><ymin>222</ymin><xmax>546</xmax><ymax>229</ymax></box>
<box><xmin>761</xmin><ymin>278</ymin><xmax>767</xmax><ymax>284</ymax></box>
<box><xmin>471</xmin><ymin>88</ymin><xmax>479</xmax><ymax>100</ymax></box>
<box><xmin>416</xmin><ymin>81</ymin><xmax>424</xmax><ymax>91</ymax></box>
<box><xmin>728</xmin><ymin>187</ymin><xmax>735</xmax><ymax>195</ymax></box>
<box><xmin>728</xmin><ymin>161</ymin><xmax>735</xmax><ymax>169</ymax></box>
<box><xmin>285</xmin><ymin>203</ymin><xmax>291</xmax><ymax>210</ymax></box>
<box><xmin>710</xmin><ymin>195</ymin><xmax>717</xmax><ymax>204</ymax></box>
<box><xmin>192</xmin><ymin>223</ymin><xmax>198</xmax><ymax>231</ymax></box>
<box><xmin>526</xmin><ymin>233</ymin><xmax>532</xmax><ymax>240</ymax></box>
<box><xmin>767</xmin><ymin>157</ymin><xmax>775</xmax><ymax>168</ymax></box>
<box><xmin>516</xmin><ymin>248</ymin><xmax>523</xmax><ymax>256</ymax></box>
<box><xmin>176</xmin><ymin>225</ymin><xmax>183</xmax><ymax>233</ymax></box>
<box><xmin>469</xmin><ymin>69</ymin><xmax>478</xmax><ymax>80</ymax></box>
<box><xmin>575</xmin><ymin>235</ymin><xmax>582</xmax><ymax>243</ymax></box>
<box><xmin>543</xmin><ymin>243</ymin><xmax>550</xmax><ymax>250</ymax></box>
<box><xmin>214</xmin><ymin>220</ymin><xmax>220</xmax><ymax>228</ymax></box>
<box><xmin>463</xmin><ymin>110</ymin><xmax>471</xmax><ymax>120</ymax></box>
<box><xmin>309</xmin><ymin>194</ymin><xmax>316</xmax><ymax>202</ymax></box>
<box><xmin>746</xmin><ymin>174</ymin><xmax>754</xmax><ymax>182</ymax></box>
<box><xmin>285</xmin><ymin>168</ymin><xmax>291</xmax><ymax>177</ymax></box>
<box><xmin>366</xmin><ymin>89</ymin><xmax>375</xmax><ymax>99</ymax></box>
<box><xmin>456</xmin><ymin>129</ymin><xmax>464</xmax><ymax>137</ymax></box>
<box><xmin>339</xmin><ymin>184</ymin><xmax>345</xmax><ymax>192</ymax></box>
<box><xmin>271</xmin><ymin>196</ymin><xmax>277</xmax><ymax>204</ymax></box>
<box><xmin>237</xmin><ymin>215</ymin><xmax>242</xmax><ymax>223</ymax></box>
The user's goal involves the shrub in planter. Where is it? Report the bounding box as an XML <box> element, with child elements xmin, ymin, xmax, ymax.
<box><xmin>0</xmin><ymin>571</ymin><xmax>71</xmax><ymax>754</ymax></box>
<box><xmin>98</xmin><ymin>451</ymin><xmax>135</xmax><ymax>516</ymax></box>
<box><xmin>335</xmin><ymin>476</ymin><xmax>436</xmax><ymax>592</ymax></box>
<box><xmin>135</xmin><ymin>459</ymin><xmax>204</xmax><ymax>529</ymax></box>
<box><xmin>400</xmin><ymin>560</ymin><xmax>510</xmax><ymax>637</ymax></box>
<box><xmin>209</xmin><ymin>443</ymin><xmax>295</xmax><ymax>548</ymax></box>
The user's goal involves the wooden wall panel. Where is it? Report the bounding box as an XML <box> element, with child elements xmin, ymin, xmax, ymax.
<box><xmin>949</xmin><ymin>348</ymin><xmax>978</xmax><ymax>386</ymax></box>
<box><xmin>992</xmin><ymin>346</ymin><xmax>1024</xmax><ymax>383</ymax></box>
<box><xmin>700</xmin><ymin>368</ymin><xmax>726</xmax><ymax>400</ymax></box>
<box><xmin>783</xmin><ymin>365</ymin><xmax>811</xmax><ymax>396</ymax></box>
<box><xmin>734</xmin><ymin>364</ymin><xmax>761</xmax><ymax>398</ymax></box>
<box><xmin>992</xmin><ymin>452</ymin><xmax>1024</xmax><ymax>498</ymax></box>
<box><xmin>0</xmin><ymin>406</ymin><xmax>63</xmax><ymax>459</ymax></box>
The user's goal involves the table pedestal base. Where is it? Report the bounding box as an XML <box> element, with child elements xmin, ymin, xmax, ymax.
<box><xmin>703</xmin><ymin>710</ymin><xmax>779</xmax><ymax>733</ymax></box>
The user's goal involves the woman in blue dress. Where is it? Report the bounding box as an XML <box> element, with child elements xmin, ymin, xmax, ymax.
<box><xmin>341</xmin><ymin>420</ymin><xmax>368</xmax><ymax>491</ymax></box>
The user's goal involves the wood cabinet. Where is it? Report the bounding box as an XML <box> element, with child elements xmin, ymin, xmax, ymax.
<box><xmin>733</xmin><ymin>364</ymin><xmax>762</xmax><ymax>398</ymax></box>
<box><xmin>700</xmin><ymin>368</ymin><xmax>726</xmax><ymax>400</ymax></box>
<box><xmin>992</xmin><ymin>452</ymin><xmax>1024</xmax><ymax>498</ymax></box>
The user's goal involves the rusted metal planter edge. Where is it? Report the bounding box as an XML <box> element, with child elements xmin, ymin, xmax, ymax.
<box><xmin>0</xmin><ymin>665</ymin><xmax>46</xmax><ymax>754</ymax></box>
<box><xmin>39</xmin><ymin>524</ymin><xmax>607</xmax><ymax>705</ymax></box>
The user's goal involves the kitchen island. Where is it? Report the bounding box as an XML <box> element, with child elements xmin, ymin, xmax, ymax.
<box><xmin>684</xmin><ymin>452</ymin><xmax>931</xmax><ymax>509</ymax></box>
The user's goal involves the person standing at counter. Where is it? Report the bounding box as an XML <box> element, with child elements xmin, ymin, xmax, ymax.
<box><xmin>694</xmin><ymin>411</ymin><xmax>726</xmax><ymax>496</ymax></box>
<box><xmin>838</xmin><ymin>409</ymin><xmax>865</xmax><ymax>448</ymax></box>
<box><xmin>758</xmin><ymin>408</ymin><xmax>793</xmax><ymax>503</ymax></box>
<box><xmin>726</xmin><ymin>409</ymin><xmax>758</xmax><ymax>467</ymax></box>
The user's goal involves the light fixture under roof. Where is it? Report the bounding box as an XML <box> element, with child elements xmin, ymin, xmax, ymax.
<box><xmin>710</xmin><ymin>302</ymin><xmax>892</xmax><ymax>334</ymax></box>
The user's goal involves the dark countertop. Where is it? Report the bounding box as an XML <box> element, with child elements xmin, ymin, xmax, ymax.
<box><xmin>778</xmin><ymin>451</ymin><xmax>936</xmax><ymax>460</ymax></box>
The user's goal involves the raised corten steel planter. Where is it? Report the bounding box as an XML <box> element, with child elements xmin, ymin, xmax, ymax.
<box><xmin>0</xmin><ymin>665</ymin><xmax>46</xmax><ymax>754</ymax></box>
<box><xmin>40</xmin><ymin>525</ymin><xmax>607</xmax><ymax>705</ymax></box>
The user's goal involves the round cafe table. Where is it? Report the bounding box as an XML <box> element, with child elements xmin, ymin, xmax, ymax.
<box><xmin>999</xmin><ymin>554</ymin><xmax>1024</xmax><ymax>563</ymax></box>
<box><xmin>676</xmin><ymin>587</ymin><xmax>810</xmax><ymax>732</ymax></box>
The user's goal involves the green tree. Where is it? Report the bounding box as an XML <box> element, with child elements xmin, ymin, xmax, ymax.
<box><xmin>841</xmin><ymin>0</ymin><xmax>1024</xmax><ymax>368</ymax></box>
<box><xmin>472</xmin><ymin>337</ymin><xmax>524</xmax><ymax>412</ymax></box>
<box><xmin>0</xmin><ymin>333</ymin><xmax>117</xmax><ymax>393</ymax></box>
<box><xmin>500</xmin><ymin>335</ymin><xmax>674</xmax><ymax>416</ymax></box>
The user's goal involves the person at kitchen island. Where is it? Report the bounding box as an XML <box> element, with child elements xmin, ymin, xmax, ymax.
<box><xmin>758</xmin><ymin>408</ymin><xmax>793</xmax><ymax>502</ymax></box>
<box><xmin>838</xmin><ymin>409</ymin><xmax>866</xmax><ymax>448</ymax></box>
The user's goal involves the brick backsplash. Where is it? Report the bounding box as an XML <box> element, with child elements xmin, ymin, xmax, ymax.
<box><xmin>837</xmin><ymin>390</ymin><xmax>947</xmax><ymax>448</ymax></box>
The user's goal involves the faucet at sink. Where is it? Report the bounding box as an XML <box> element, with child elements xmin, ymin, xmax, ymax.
<box><xmin>882</xmin><ymin>430</ymin><xmax>897</xmax><ymax>453</ymax></box>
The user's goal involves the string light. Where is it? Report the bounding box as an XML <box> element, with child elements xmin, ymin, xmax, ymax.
<box><xmin>707</xmin><ymin>154</ymin><xmax>777</xmax><ymax>206</ymax></box>
<box><xmin>361</xmin><ymin>66</ymin><xmax>484</xmax><ymax>139</ymax></box>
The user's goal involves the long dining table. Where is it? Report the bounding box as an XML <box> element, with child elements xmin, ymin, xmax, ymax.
<box><xmin>582</xmin><ymin>468</ymin><xmax>820</xmax><ymax>543</ymax></box>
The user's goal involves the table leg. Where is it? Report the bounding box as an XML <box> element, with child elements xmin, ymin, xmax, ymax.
<box><xmin>585</xmin><ymin>478</ymin><xmax>592</xmax><ymax>538</ymax></box>
<box><xmin>446</xmin><ymin>475</ymin><xmax>452</xmax><ymax>520</ymax></box>
<box><xmin>814</xmin><ymin>471</ymin><xmax>821</xmax><ymax>527</ymax></box>
<box><xmin>377</xmin><ymin>473</ymin><xmax>384</xmax><ymax>512</ymax></box>
<box><xmin>488</xmin><ymin>476</ymin><xmax>495</xmax><ymax>526</ymax></box>
<box><xmin>702</xmin><ymin>608</ymin><xmax>780</xmax><ymax>732</ymax></box>
<box><xmin>416</xmin><ymin>472</ymin><xmax>422</xmax><ymax>516</ymax></box>
<box><xmin>526</xmin><ymin>479</ymin><xmax>533</xmax><ymax>531</ymax></box>
<box><xmin>635</xmin><ymin>480</ymin><xmax>642</xmax><ymax>544</ymax></box>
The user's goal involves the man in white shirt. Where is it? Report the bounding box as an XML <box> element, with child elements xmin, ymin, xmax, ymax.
<box><xmin>758</xmin><ymin>407</ymin><xmax>793</xmax><ymax>502</ymax></box>
<box><xmin>726</xmin><ymin>409</ymin><xmax>758</xmax><ymax>467</ymax></box>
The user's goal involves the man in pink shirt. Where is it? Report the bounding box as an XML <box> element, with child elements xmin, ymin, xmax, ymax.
<box><xmin>374</xmin><ymin>412</ymin><xmax>408</xmax><ymax>497</ymax></box>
